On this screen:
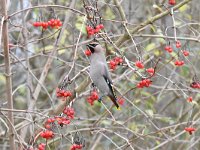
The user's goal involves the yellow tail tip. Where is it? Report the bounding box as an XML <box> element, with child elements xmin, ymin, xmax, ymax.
<box><xmin>117</xmin><ymin>107</ymin><xmax>121</xmax><ymax>110</ymax></box>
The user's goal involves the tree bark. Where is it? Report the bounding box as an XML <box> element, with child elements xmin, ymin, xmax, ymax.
<box><xmin>0</xmin><ymin>0</ymin><xmax>16</xmax><ymax>149</ymax></box>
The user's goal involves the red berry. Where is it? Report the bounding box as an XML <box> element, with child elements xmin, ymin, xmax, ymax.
<box><xmin>91</xmin><ymin>91</ymin><xmax>99</xmax><ymax>100</ymax></box>
<box><xmin>50</xmin><ymin>19</ymin><xmax>55</xmax><ymax>24</ymax></box>
<box><xmin>40</xmin><ymin>130</ymin><xmax>54</xmax><ymax>139</ymax></box>
<box><xmin>190</xmin><ymin>82</ymin><xmax>200</xmax><ymax>89</ymax></box>
<box><xmin>47</xmin><ymin>118</ymin><xmax>55</xmax><ymax>123</ymax></box>
<box><xmin>114</xmin><ymin>57</ymin><xmax>123</xmax><ymax>64</ymax></box>
<box><xmin>86</xmin><ymin>26</ymin><xmax>91</xmax><ymax>31</ymax></box>
<box><xmin>87</xmin><ymin>91</ymin><xmax>99</xmax><ymax>105</ymax></box>
<box><xmin>63</xmin><ymin>91</ymin><xmax>70</xmax><ymax>97</ymax></box>
<box><xmin>137</xmin><ymin>83</ymin><xmax>143</xmax><ymax>88</ymax></box>
<box><xmin>38</xmin><ymin>143</ymin><xmax>45</xmax><ymax>150</ymax></box>
<box><xmin>95</xmin><ymin>25</ymin><xmax>101</xmax><ymax>30</ymax></box>
<box><xmin>85</xmin><ymin>49</ymin><xmax>92</xmax><ymax>56</ymax></box>
<box><xmin>45</xmin><ymin>124</ymin><xmax>51</xmax><ymax>129</ymax></box>
<box><xmin>33</xmin><ymin>22</ymin><xmax>40</xmax><ymax>27</ymax></box>
<box><xmin>99</xmin><ymin>24</ymin><xmax>104</xmax><ymax>29</ymax></box>
<box><xmin>184</xmin><ymin>127</ymin><xmax>196</xmax><ymax>135</ymax></box>
<box><xmin>169</xmin><ymin>0</ymin><xmax>176</xmax><ymax>5</ymax></box>
<box><xmin>70</xmin><ymin>144</ymin><xmax>83</xmax><ymax>150</ymax></box>
<box><xmin>63</xmin><ymin>107</ymin><xmax>75</xmax><ymax>119</ymax></box>
<box><xmin>168</xmin><ymin>47</ymin><xmax>173</xmax><ymax>53</ymax></box>
<box><xmin>57</xmin><ymin>21</ymin><xmax>62</xmax><ymax>26</ymax></box>
<box><xmin>182</xmin><ymin>50</ymin><xmax>189</xmax><ymax>56</ymax></box>
<box><xmin>87</xmin><ymin>97</ymin><xmax>94</xmax><ymax>105</ymax></box>
<box><xmin>164</xmin><ymin>46</ymin><xmax>173</xmax><ymax>53</ymax></box>
<box><xmin>47</xmin><ymin>21</ymin><xmax>52</xmax><ymax>26</ymax></box>
<box><xmin>146</xmin><ymin>68</ymin><xmax>154</xmax><ymax>75</ymax></box>
<box><xmin>118</xmin><ymin>98</ymin><xmax>125</xmax><ymax>105</ymax></box>
<box><xmin>88</xmin><ymin>30</ymin><xmax>94</xmax><ymax>35</ymax></box>
<box><xmin>110</xmin><ymin>64</ymin><xmax>117</xmax><ymax>70</ymax></box>
<box><xmin>94</xmin><ymin>28</ymin><xmax>100</xmax><ymax>33</ymax></box>
<box><xmin>174</xmin><ymin>60</ymin><xmax>184</xmax><ymax>66</ymax></box>
<box><xmin>60</xmin><ymin>90</ymin><xmax>65</xmax><ymax>95</ymax></box>
<box><xmin>164</xmin><ymin>46</ymin><xmax>170</xmax><ymax>51</ymax></box>
<box><xmin>110</xmin><ymin>60</ymin><xmax>116</xmax><ymax>66</ymax></box>
<box><xmin>62</xmin><ymin>118</ymin><xmax>70</xmax><ymax>125</ymax></box>
<box><xmin>86</xmin><ymin>26</ymin><xmax>95</xmax><ymax>36</ymax></box>
<box><xmin>180</xmin><ymin>61</ymin><xmax>184</xmax><ymax>65</ymax></box>
<box><xmin>137</xmin><ymin>79</ymin><xmax>152</xmax><ymax>88</ymax></box>
<box><xmin>109</xmin><ymin>60</ymin><xmax>117</xmax><ymax>70</ymax></box>
<box><xmin>135</xmin><ymin>61</ymin><xmax>144</xmax><ymax>69</ymax></box>
<box><xmin>176</xmin><ymin>40</ymin><xmax>181</xmax><ymax>48</ymax></box>
<box><xmin>187</xmin><ymin>97</ymin><xmax>193</xmax><ymax>102</ymax></box>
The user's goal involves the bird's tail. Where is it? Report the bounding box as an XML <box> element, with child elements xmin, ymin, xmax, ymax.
<box><xmin>108</xmin><ymin>95</ymin><xmax>120</xmax><ymax>109</ymax></box>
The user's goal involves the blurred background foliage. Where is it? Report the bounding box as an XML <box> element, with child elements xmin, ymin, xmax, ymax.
<box><xmin>0</xmin><ymin>0</ymin><xmax>200</xmax><ymax>149</ymax></box>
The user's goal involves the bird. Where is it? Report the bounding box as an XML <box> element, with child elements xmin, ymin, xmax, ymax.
<box><xmin>86</xmin><ymin>42</ymin><xmax>119</xmax><ymax>109</ymax></box>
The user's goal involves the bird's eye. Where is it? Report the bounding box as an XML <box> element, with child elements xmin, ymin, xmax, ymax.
<box><xmin>87</xmin><ymin>43</ymin><xmax>99</xmax><ymax>53</ymax></box>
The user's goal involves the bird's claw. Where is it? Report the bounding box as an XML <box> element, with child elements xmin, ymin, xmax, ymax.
<box><xmin>91</xmin><ymin>83</ymin><xmax>95</xmax><ymax>88</ymax></box>
<box><xmin>98</xmin><ymin>97</ymin><xmax>102</xmax><ymax>103</ymax></box>
<box><xmin>98</xmin><ymin>95</ymin><xmax>105</xmax><ymax>103</ymax></box>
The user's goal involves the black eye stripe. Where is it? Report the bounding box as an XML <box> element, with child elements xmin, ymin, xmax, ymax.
<box><xmin>90</xmin><ymin>44</ymin><xmax>98</xmax><ymax>47</ymax></box>
<box><xmin>87</xmin><ymin>44</ymin><xmax>97</xmax><ymax>53</ymax></box>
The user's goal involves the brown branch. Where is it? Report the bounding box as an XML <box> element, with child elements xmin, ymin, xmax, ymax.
<box><xmin>0</xmin><ymin>0</ymin><xmax>16</xmax><ymax>149</ymax></box>
<box><xmin>1</xmin><ymin>33</ymin><xmax>198</xmax><ymax>68</ymax></box>
<box><xmin>8</xmin><ymin>4</ymin><xmax>85</xmax><ymax>18</ymax></box>
<box><xmin>115</xmin><ymin>0</ymin><xmax>193</xmax><ymax>47</ymax></box>
<box><xmin>19</xmin><ymin>0</ymin><xmax>34</xmax><ymax>143</ymax></box>
<box><xmin>49</xmin><ymin>77</ymin><xmax>91</xmax><ymax>116</ymax></box>
<box><xmin>32</xmin><ymin>1</ymin><xmax>77</xmax><ymax>104</ymax></box>
<box><xmin>113</xmin><ymin>0</ymin><xmax>126</xmax><ymax>22</ymax></box>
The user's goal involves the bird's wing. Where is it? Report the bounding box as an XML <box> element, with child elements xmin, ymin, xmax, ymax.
<box><xmin>102</xmin><ymin>74</ymin><xmax>119</xmax><ymax>108</ymax></box>
<box><xmin>102</xmin><ymin>63</ymin><xmax>112</xmax><ymax>84</ymax></box>
<box><xmin>101</xmin><ymin>64</ymin><xmax>117</xmax><ymax>100</ymax></box>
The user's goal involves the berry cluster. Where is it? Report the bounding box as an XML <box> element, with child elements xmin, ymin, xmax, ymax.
<box><xmin>184</xmin><ymin>127</ymin><xmax>196</xmax><ymax>135</ymax></box>
<box><xmin>44</xmin><ymin>118</ymin><xmax>55</xmax><ymax>129</ymax></box>
<box><xmin>86</xmin><ymin>24</ymin><xmax>104</xmax><ymax>37</ymax></box>
<box><xmin>70</xmin><ymin>144</ymin><xmax>83</xmax><ymax>150</ymax></box>
<box><xmin>40</xmin><ymin>130</ymin><xmax>54</xmax><ymax>139</ymax></box>
<box><xmin>87</xmin><ymin>91</ymin><xmax>99</xmax><ymax>105</ymax></box>
<box><xmin>135</xmin><ymin>61</ymin><xmax>144</xmax><ymax>69</ymax></box>
<box><xmin>164</xmin><ymin>45</ymin><xmax>173</xmax><ymax>53</ymax></box>
<box><xmin>190</xmin><ymin>82</ymin><xmax>200</xmax><ymax>89</ymax></box>
<box><xmin>55</xmin><ymin>107</ymin><xmax>75</xmax><ymax>126</ymax></box>
<box><xmin>55</xmin><ymin>116</ymin><xmax>70</xmax><ymax>126</ymax></box>
<box><xmin>174</xmin><ymin>60</ymin><xmax>184</xmax><ymax>66</ymax></box>
<box><xmin>182</xmin><ymin>50</ymin><xmax>189</xmax><ymax>56</ymax></box>
<box><xmin>56</xmin><ymin>88</ymin><xmax>72</xmax><ymax>99</ymax></box>
<box><xmin>146</xmin><ymin>68</ymin><xmax>155</xmax><ymax>76</ymax></box>
<box><xmin>38</xmin><ymin>143</ymin><xmax>46</xmax><ymax>150</ymax></box>
<box><xmin>43</xmin><ymin>107</ymin><xmax>75</xmax><ymax>129</ymax></box>
<box><xmin>63</xmin><ymin>107</ymin><xmax>75</xmax><ymax>119</ymax></box>
<box><xmin>169</xmin><ymin>0</ymin><xmax>176</xmax><ymax>5</ymax></box>
<box><xmin>33</xmin><ymin>19</ymin><xmax>62</xmax><ymax>29</ymax></box>
<box><xmin>164</xmin><ymin>41</ymin><xmax>182</xmax><ymax>53</ymax></box>
<box><xmin>109</xmin><ymin>56</ymin><xmax>123</xmax><ymax>70</ymax></box>
<box><xmin>187</xmin><ymin>97</ymin><xmax>193</xmax><ymax>102</ymax></box>
<box><xmin>137</xmin><ymin>79</ymin><xmax>152</xmax><ymax>88</ymax></box>
<box><xmin>85</xmin><ymin>49</ymin><xmax>92</xmax><ymax>56</ymax></box>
